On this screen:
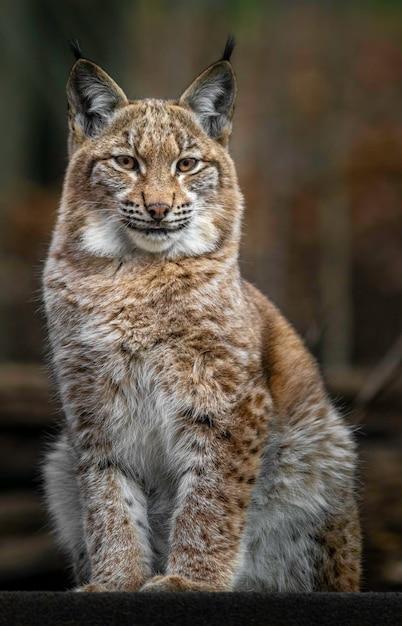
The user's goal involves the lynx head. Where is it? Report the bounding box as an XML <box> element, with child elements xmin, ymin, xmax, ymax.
<box><xmin>62</xmin><ymin>37</ymin><xmax>243</xmax><ymax>260</ymax></box>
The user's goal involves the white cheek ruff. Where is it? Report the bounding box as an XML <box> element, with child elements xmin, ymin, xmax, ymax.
<box><xmin>165</xmin><ymin>209</ymin><xmax>219</xmax><ymax>258</ymax></box>
<box><xmin>81</xmin><ymin>217</ymin><xmax>128</xmax><ymax>258</ymax></box>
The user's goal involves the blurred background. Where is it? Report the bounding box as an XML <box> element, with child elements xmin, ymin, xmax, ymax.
<box><xmin>0</xmin><ymin>0</ymin><xmax>401</xmax><ymax>591</ymax></box>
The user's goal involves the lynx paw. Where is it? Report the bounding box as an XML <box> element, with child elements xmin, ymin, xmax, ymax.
<box><xmin>140</xmin><ymin>575</ymin><xmax>219</xmax><ymax>592</ymax></box>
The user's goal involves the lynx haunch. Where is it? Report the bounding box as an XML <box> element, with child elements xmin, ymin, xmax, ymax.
<box><xmin>43</xmin><ymin>38</ymin><xmax>361</xmax><ymax>592</ymax></box>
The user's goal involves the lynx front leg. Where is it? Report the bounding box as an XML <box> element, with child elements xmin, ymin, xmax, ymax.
<box><xmin>142</xmin><ymin>398</ymin><xmax>269</xmax><ymax>592</ymax></box>
<box><xmin>142</xmin><ymin>474</ymin><xmax>247</xmax><ymax>592</ymax></box>
<box><xmin>76</xmin><ymin>454</ymin><xmax>152</xmax><ymax>592</ymax></box>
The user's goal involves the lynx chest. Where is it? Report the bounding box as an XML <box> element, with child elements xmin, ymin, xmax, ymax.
<box><xmin>51</xmin><ymin>262</ymin><xmax>253</xmax><ymax>475</ymax></box>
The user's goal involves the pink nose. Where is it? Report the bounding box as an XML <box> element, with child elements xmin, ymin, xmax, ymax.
<box><xmin>146</xmin><ymin>203</ymin><xmax>171</xmax><ymax>222</ymax></box>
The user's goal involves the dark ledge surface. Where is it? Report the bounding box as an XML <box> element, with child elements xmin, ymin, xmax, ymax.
<box><xmin>1</xmin><ymin>592</ymin><xmax>402</xmax><ymax>626</ymax></box>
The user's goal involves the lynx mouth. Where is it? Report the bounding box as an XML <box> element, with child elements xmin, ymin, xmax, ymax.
<box><xmin>123</xmin><ymin>219</ymin><xmax>189</xmax><ymax>236</ymax></box>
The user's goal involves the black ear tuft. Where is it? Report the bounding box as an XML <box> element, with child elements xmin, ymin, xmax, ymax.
<box><xmin>69</xmin><ymin>38</ymin><xmax>83</xmax><ymax>61</ymax></box>
<box><xmin>220</xmin><ymin>35</ymin><xmax>236</xmax><ymax>62</ymax></box>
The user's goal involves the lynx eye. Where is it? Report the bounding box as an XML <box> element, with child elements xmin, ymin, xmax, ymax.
<box><xmin>177</xmin><ymin>158</ymin><xmax>198</xmax><ymax>173</ymax></box>
<box><xmin>114</xmin><ymin>155</ymin><xmax>139</xmax><ymax>171</ymax></box>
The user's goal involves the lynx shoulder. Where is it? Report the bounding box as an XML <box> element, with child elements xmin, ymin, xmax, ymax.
<box><xmin>43</xmin><ymin>38</ymin><xmax>361</xmax><ymax>592</ymax></box>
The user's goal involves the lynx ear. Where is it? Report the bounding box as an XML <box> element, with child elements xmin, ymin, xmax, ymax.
<box><xmin>179</xmin><ymin>39</ymin><xmax>236</xmax><ymax>145</ymax></box>
<box><xmin>67</xmin><ymin>58</ymin><xmax>128</xmax><ymax>146</ymax></box>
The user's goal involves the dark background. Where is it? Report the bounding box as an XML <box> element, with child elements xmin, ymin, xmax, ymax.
<box><xmin>0</xmin><ymin>0</ymin><xmax>401</xmax><ymax>591</ymax></box>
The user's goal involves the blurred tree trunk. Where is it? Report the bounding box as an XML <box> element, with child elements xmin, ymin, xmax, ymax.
<box><xmin>319</xmin><ymin>189</ymin><xmax>353</xmax><ymax>369</ymax></box>
<box><xmin>0</xmin><ymin>0</ymin><xmax>33</xmax><ymax>191</ymax></box>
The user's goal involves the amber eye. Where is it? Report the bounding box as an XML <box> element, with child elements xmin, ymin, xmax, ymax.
<box><xmin>114</xmin><ymin>155</ymin><xmax>139</xmax><ymax>171</ymax></box>
<box><xmin>177</xmin><ymin>158</ymin><xmax>198</xmax><ymax>173</ymax></box>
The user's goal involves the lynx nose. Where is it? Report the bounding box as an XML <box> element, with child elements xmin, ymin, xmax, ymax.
<box><xmin>146</xmin><ymin>202</ymin><xmax>171</xmax><ymax>222</ymax></box>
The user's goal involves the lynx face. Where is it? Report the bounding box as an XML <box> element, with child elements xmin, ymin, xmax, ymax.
<box><xmin>64</xmin><ymin>51</ymin><xmax>241</xmax><ymax>259</ymax></box>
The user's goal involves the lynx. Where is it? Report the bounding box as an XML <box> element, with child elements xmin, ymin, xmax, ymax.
<box><xmin>43</xmin><ymin>38</ymin><xmax>361</xmax><ymax>592</ymax></box>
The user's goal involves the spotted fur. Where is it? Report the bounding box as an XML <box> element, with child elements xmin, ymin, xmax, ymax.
<box><xmin>43</xmin><ymin>42</ymin><xmax>361</xmax><ymax>593</ymax></box>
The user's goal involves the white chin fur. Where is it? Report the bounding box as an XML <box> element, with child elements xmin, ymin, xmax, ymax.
<box><xmin>125</xmin><ymin>228</ymin><xmax>182</xmax><ymax>253</ymax></box>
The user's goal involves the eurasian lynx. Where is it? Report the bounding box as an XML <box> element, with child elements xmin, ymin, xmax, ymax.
<box><xmin>43</xmin><ymin>38</ymin><xmax>361</xmax><ymax>592</ymax></box>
